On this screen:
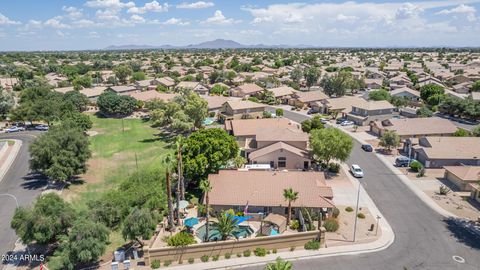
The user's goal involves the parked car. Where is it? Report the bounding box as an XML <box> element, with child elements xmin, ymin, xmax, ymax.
<box><xmin>395</xmin><ymin>156</ymin><xmax>416</xmax><ymax>167</ymax></box>
<box><xmin>350</xmin><ymin>164</ymin><xmax>364</xmax><ymax>178</ymax></box>
<box><xmin>35</xmin><ymin>125</ymin><xmax>49</xmax><ymax>131</ymax></box>
<box><xmin>320</xmin><ymin>118</ymin><xmax>328</xmax><ymax>124</ymax></box>
<box><xmin>307</xmin><ymin>109</ymin><xmax>316</xmax><ymax>115</ymax></box>
<box><xmin>341</xmin><ymin>120</ymin><xmax>354</xmax><ymax>126</ymax></box>
<box><xmin>361</xmin><ymin>144</ymin><xmax>373</xmax><ymax>152</ymax></box>
<box><xmin>4</xmin><ymin>126</ymin><xmax>23</xmax><ymax>133</ymax></box>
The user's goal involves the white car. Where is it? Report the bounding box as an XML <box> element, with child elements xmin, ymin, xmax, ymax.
<box><xmin>350</xmin><ymin>164</ymin><xmax>364</xmax><ymax>178</ymax></box>
<box><xmin>341</xmin><ymin>120</ymin><xmax>354</xmax><ymax>126</ymax></box>
<box><xmin>35</xmin><ymin>125</ymin><xmax>49</xmax><ymax>131</ymax></box>
<box><xmin>4</xmin><ymin>126</ymin><xmax>23</xmax><ymax>133</ymax></box>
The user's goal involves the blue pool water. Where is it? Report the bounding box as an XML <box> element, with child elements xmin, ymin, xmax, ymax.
<box><xmin>203</xmin><ymin>117</ymin><xmax>215</xmax><ymax>125</ymax></box>
<box><xmin>196</xmin><ymin>223</ymin><xmax>254</xmax><ymax>241</ymax></box>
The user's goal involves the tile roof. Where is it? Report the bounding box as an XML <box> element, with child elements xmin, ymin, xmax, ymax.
<box><xmin>294</xmin><ymin>90</ymin><xmax>328</xmax><ymax>103</ymax></box>
<box><xmin>225</xmin><ymin>100</ymin><xmax>267</xmax><ymax>110</ymax></box>
<box><xmin>418</xmin><ymin>137</ymin><xmax>480</xmax><ymax>159</ymax></box>
<box><xmin>444</xmin><ymin>166</ymin><xmax>480</xmax><ymax>181</ymax></box>
<box><xmin>375</xmin><ymin>117</ymin><xmax>458</xmax><ymax>136</ymax></box>
<box><xmin>235</xmin><ymin>83</ymin><xmax>264</xmax><ymax>94</ymax></box>
<box><xmin>249</xmin><ymin>142</ymin><xmax>309</xmax><ymax>159</ymax></box>
<box><xmin>128</xmin><ymin>90</ymin><xmax>177</xmax><ymax>102</ymax></box>
<box><xmin>226</xmin><ymin>118</ymin><xmax>299</xmax><ymax>136</ymax></box>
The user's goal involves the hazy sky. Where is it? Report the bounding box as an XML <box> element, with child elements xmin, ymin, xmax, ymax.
<box><xmin>1</xmin><ymin>0</ymin><xmax>480</xmax><ymax>50</ymax></box>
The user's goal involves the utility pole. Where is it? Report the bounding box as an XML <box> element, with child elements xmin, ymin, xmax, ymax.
<box><xmin>353</xmin><ymin>179</ymin><xmax>361</xmax><ymax>242</ymax></box>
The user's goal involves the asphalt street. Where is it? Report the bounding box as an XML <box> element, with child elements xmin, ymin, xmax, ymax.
<box><xmin>249</xmin><ymin>108</ymin><xmax>480</xmax><ymax>270</ymax></box>
<box><xmin>0</xmin><ymin>132</ymin><xmax>47</xmax><ymax>269</ymax></box>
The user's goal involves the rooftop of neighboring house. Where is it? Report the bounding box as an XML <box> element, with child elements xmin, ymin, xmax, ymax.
<box><xmin>249</xmin><ymin>142</ymin><xmax>309</xmax><ymax>160</ymax></box>
<box><xmin>444</xmin><ymin>166</ymin><xmax>480</xmax><ymax>181</ymax></box>
<box><xmin>373</xmin><ymin>117</ymin><xmax>458</xmax><ymax>136</ymax></box>
<box><xmin>268</xmin><ymin>85</ymin><xmax>298</xmax><ymax>98</ymax></box>
<box><xmin>352</xmin><ymin>99</ymin><xmax>395</xmax><ymax>111</ymax></box>
<box><xmin>293</xmin><ymin>90</ymin><xmax>328</xmax><ymax>103</ymax></box>
<box><xmin>322</xmin><ymin>96</ymin><xmax>366</xmax><ymax>113</ymax></box>
<box><xmin>234</xmin><ymin>83</ymin><xmax>264</xmax><ymax>94</ymax></box>
<box><xmin>208</xmin><ymin>170</ymin><xmax>335</xmax><ymax>208</ymax></box>
<box><xmin>225</xmin><ymin>118</ymin><xmax>300</xmax><ymax>137</ymax></box>
<box><xmin>155</xmin><ymin>77</ymin><xmax>175</xmax><ymax>86</ymax></box>
<box><xmin>390</xmin><ymin>87</ymin><xmax>420</xmax><ymax>97</ymax></box>
<box><xmin>128</xmin><ymin>90</ymin><xmax>177</xmax><ymax>102</ymax></box>
<box><xmin>417</xmin><ymin>137</ymin><xmax>480</xmax><ymax>159</ymax></box>
<box><xmin>224</xmin><ymin>99</ymin><xmax>267</xmax><ymax>111</ymax></box>
<box><xmin>203</xmin><ymin>95</ymin><xmax>234</xmax><ymax>110</ymax></box>
<box><xmin>176</xmin><ymin>81</ymin><xmax>200</xmax><ymax>89</ymax></box>
<box><xmin>108</xmin><ymin>85</ymin><xmax>137</xmax><ymax>93</ymax></box>
<box><xmin>255</xmin><ymin>126</ymin><xmax>309</xmax><ymax>143</ymax></box>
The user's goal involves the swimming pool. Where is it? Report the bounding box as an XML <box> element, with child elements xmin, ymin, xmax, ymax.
<box><xmin>196</xmin><ymin>223</ymin><xmax>254</xmax><ymax>241</ymax></box>
<box><xmin>203</xmin><ymin>117</ymin><xmax>215</xmax><ymax>126</ymax></box>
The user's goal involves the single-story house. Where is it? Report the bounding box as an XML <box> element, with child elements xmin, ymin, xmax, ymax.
<box><xmin>80</xmin><ymin>87</ymin><xmax>107</xmax><ymax>102</ymax></box>
<box><xmin>203</xmin><ymin>96</ymin><xmax>234</xmax><ymax>113</ymax></box>
<box><xmin>346</xmin><ymin>100</ymin><xmax>396</xmax><ymax>126</ymax></box>
<box><xmin>410</xmin><ymin>137</ymin><xmax>480</xmax><ymax>168</ymax></box>
<box><xmin>443</xmin><ymin>166</ymin><xmax>480</xmax><ymax>191</ymax></box>
<box><xmin>175</xmin><ymin>81</ymin><xmax>209</xmax><ymax>95</ymax></box>
<box><xmin>230</xmin><ymin>83</ymin><xmax>264</xmax><ymax>98</ymax></box>
<box><xmin>365</xmin><ymin>78</ymin><xmax>383</xmax><ymax>89</ymax></box>
<box><xmin>289</xmin><ymin>90</ymin><xmax>329</xmax><ymax>109</ymax></box>
<box><xmin>268</xmin><ymin>86</ymin><xmax>298</xmax><ymax>104</ymax></box>
<box><xmin>370</xmin><ymin>117</ymin><xmax>458</xmax><ymax>140</ymax></box>
<box><xmin>317</xmin><ymin>96</ymin><xmax>365</xmax><ymax>116</ymax></box>
<box><xmin>107</xmin><ymin>85</ymin><xmax>137</xmax><ymax>95</ymax></box>
<box><xmin>248</xmin><ymin>142</ymin><xmax>310</xmax><ymax>170</ymax></box>
<box><xmin>220</xmin><ymin>100</ymin><xmax>267</xmax><ymax>120</ymax></box>
<box><xmin>207</xmin><ymin>170</ymin><xmax>335</xmax><ymax>216</ymax></box>
<box><xmin>390</xmin><ymin>87</ymin><xmax>421</xmax><ymax>101</ymax></box>
<box><xmin>418</xmin><ymin>76</ymin><xmax>445</xmax><ymax>87</ymax></box>
<box><xmin>128</xmin><ymin>90</ymin><xmax>177</xmax><ymax>103</ymax></box>
<box><xmin>469</xmin><ymin>183</ymin><xmax>480</xmax><ymax>204</ymax></box>
<box><xmin>134</xmin><ymin>79</ymin><xmax>153</xmax><ymax>90</ymax></box>
<box><xmin>152</xmin><ymin>77</ymin><xmax>175</xmax><ymax>89</ymax></box>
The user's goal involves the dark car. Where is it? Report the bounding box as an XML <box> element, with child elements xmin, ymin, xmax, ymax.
<box><xmin>395</xmin><ymin>156</ymin><xmax>416</xmax><ymax>167</ymax></box>
<box><xmin>307</xmin><ymin>109</ymin><xmax>316</xmax><ymax>115</ymax></box>
<box><xmin>361</xmin><ymin>144</ymin><xmax>373</xmax><ymax>152</ymax></box>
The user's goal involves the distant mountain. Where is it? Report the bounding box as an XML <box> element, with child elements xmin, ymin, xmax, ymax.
<box><xmin>103</xmin><ymin>39</ymin><xmax>317</xmax><ymax>50</ymax></box>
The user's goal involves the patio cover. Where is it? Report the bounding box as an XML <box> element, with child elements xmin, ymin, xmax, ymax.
<box><xmin>264</xmin><ymin>213</ymin><xmax>287</xmax><ymax>233</ymax></box>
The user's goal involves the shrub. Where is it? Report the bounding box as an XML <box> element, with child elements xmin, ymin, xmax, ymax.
<box><xmin>304</xmin><ymin>240</ymin><xmax>320</xmax><ymax>250</ymax></box>
<box><xmin>417</xmin><ymin>168</ymin><xmax>425</xmax><ymax>177</ymax></box>
<box><xmin>439</xmin><ymin>185</ymin><xmax>451</xmax><ymax>195</ymax></box>
<box><xmin>151</xmin><ymin>260</ymin><xmax>161</xmax><ymax>269</ymax></box>
<box><xmin>332</xmin><ymin>207</ymin><xmax>340</xmax><ymax>218</ymax></box>
<box><xmin>345</xmin><ymin>206</ymin><xmax>354</xmax><ymax>212</ymax></box>
<box><xmin>236</xmin><ymin>253</ymin><xmax>242</xmax><ymax>258</ymax></box>
<box><xmin>328</xmin><ymin>163</ymin><xmax>340</xmax><ymax>173</ymax></box>
<box><xmin>254</xmin><ymin>248</ymin><xmax>267</xmax><ymax>257</ymax></box>
<box><xmin>188</xmin><ymin>258</ymin><xmax>194</xmax><ymax>264</ymax></box>
<box><xmin>290</xmin><ymin>246</ymin><xmax>296</xmax><ymax>251</ymax></box>
<box><xmin>164</xmin><ymin>260</ymin><xmax>172</xmax><ymax>267</ymax></box>
<box><xmin>200</xmin><ymin>255</ymin><xmax>209</xmax><ymax>262</ymax></box>
<box><xmin>167</xmin><ymin>232</ymin><xmax>196</xmax><ymax>247</ymax></box>
<box><xmin>324</xmin><ymin>218</ymin><xmax>339</xmax><ymax>232</ymax></box>
<box><xmin>409</xmin><ymin>161</ymin><xmax>423</xmax><ymax>172</ymax></box>
<box><xmin>224</xmin><ymin>253</ymin><xmax>231</xmax><ymax>259</ymax></box>
<box><xmin>212</xmin><ymin>255</ymin><xmax>219</xmax><ymax>261</ymax></box>
<box><xmin>357</xmin><ymin>213</ymin><xmax>366</xmax><ymax>219</ymax></box>
<box><xmin>272</xmin><ymin>249</ymin><xmax>277</xmax><ymax>254</ymax></box>
<box><xmin>243</xmin><ymin>250</ymin><xmax>251</xmax><ymax>257</ymax></box>
<box><xmin>289</xmin><ymin>220</ymin><xmax>300</xmax><ymax>230</ymax></box>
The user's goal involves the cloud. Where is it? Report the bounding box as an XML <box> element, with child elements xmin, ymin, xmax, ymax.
<box><xmin>336</xmin><ymin>14</ymin><xmax>358</xmax><ymax>22</ymax></box>
<box><xmin>436</xmin><ymin>4</ymin><xmax>477</xmax><ymax>21</ymax></box>
<box><xmin>202</xmin><ymin>10</ymin><xmax>240</xmax><ymax>25</ymax></box>
<box><xmin>177</xmin><ymin>1</ymin><xmax>214</xmax><ymax>9</ymax></box>
<box><xmin>127</xmin><ymin>1</ymin><xmax>169</xmax><ymax>14</ymax></box>
<box><xmin>96</xmin><ymin>9</ymin><xmax>120</xmax><ymax>21</ymax></box>
<box><xmin>85</xmin><ymin>0</ymin><xmax>135</xmax><ymax>9</ymax></box>
<box><xmin>129</xmin><ymin>14</ymin><xmax>146</xmax><ymax>24</ymax></box>
<box><xmin>63</xmin><ymin>6</ymin><xmax>83</xmax><ymax>20</ymax></box>
<box><xmin>19</xmin><ymin>20</ymin><xmax>43</xmax><ymax>31</ymax></box>
<box><xmin>72</xmin><ymin>19</ymin><xmax>97</xmax><ymax>28</ymax></box>
<box><xmin>88</xmin><ymin>31</ymin><xmax>100</xmax><ymax>38</ymax></box>
<box><xmin>162</xmin><ymin>18</ymin><xmax>190</xmax><ymax>26</ymax></box>
<box><xmin>395</xmin><ymin>3</ymin><xmax>424</xmax><ymax>19</ymax></box>
<box><xmin>44</xmin><ymin>16</ymin><xmax>71</xmax><ymax>29</ymax></box>
<box><xmin>0</xmin><ymin>13</ymin><xmax>21</xmax><ymax>25</ymax></box>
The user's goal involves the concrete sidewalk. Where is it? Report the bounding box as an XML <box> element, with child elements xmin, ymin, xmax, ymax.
<box><xmin>0</xmin><ymin>140</ymin><xmax>22</xmax><ymax>183</ymax></box>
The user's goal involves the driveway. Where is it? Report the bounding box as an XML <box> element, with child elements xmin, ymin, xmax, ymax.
<box><xmin>0</xmin><ymin>132</ymin><xmax>47</xmax><ymax>270</ymax></box>
<box><xmin>242</xmin><ymin>110</ymin><xmax>480</xmax><ymax>270</ymax></box>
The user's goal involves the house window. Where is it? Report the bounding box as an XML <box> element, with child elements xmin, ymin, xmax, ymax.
<box><xmin>278</xmin><ymin>157</ymin><xmax>286</xmax><ymax>168</ymax></box>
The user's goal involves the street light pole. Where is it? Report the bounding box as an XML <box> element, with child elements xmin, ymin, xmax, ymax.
<box><xmin>375</xmin><ymin>215</ymin><xmax>381</xmax><ymax>236</ymax></box>
<box><xmin>353</xmin><ymin>180</ymin><xmax>361</xmax><ymax>242</ymax></box>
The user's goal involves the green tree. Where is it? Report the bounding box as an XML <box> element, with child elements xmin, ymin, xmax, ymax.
<box><xmin>265</xmin><ymin>257</ymin><xmax>292</xmax><ymax>270</ymax></box>
<box><xmin>214</xmin><ymin>211</ymin><xmax>239</xmax><ymax>240</ymax></box>
<box><xmin>301</xmin><ymin>116</ymin><xmax>324</xmax><ymax>132</ymax></box>
<box><xmin>63</xmin><ymin>90</ymin><xmax>89</xmax><ymax>112</ymax></box>
<box><xmin>11</xmin><ymin>86</ymin><xmax>65</xmax><ymax>124</ymax></box>
<box><xmin>114</xmin><ymin>64</ymin><xmax>133</xmax><ymax>84</ymax></box>
<box><xmin>453</xmin><ymin>129</ymin><xmax>471</xmax><ymax>137</ymax></box>
<box><xmin>210</xmin><ymin>84</ymin><xmax>229</xmax><ymax>96</ymax></box>
<box><xmin>173</xmin><ymin>91</ymin><xmax>208</xmax><ymax>129</ymax></box>
<box><xmin>199</xmin><ymin>180</ymin><xmax>213</xmax><ymax>242</ymax></box>
<box><xmin>49</xmin><ymin>219</ymin><xmax>109</xmax><ymax>270</ymax></box>
<box><xmin>290</xmin><ymin>67</ymin><xmax>303</xmax><ymax>83</ymax></box>
<box><xmin>62</xmin><ymin>112</ymin><xmax>93</xmax><ymax>131</ymax></box>
<box><xmin>72</xmin><ymin>75</ymin><xmax>92</xmax><ymax>90</ymax></box>
<box><xmin>224</xmin><ymin>70</ymin><xmax>236</xmax><ymax>84</ymax></box>
<box><xmin>472</xmin><ymin>125</ymin><xmax>480</xmax><ymax>137</ymax></box>
<box><xmin>369</xmin><ymin>89</ymin><xmax>391</xmax><ymax>101</ymax></box>
<box><xmin>420</xmin><ymin>84</ymin><xmax>445</xmax><ymax>105</ymax></box>
<box><xmin>283</xmin><ymin>188</ymin><xmax>299</xmax><ymax>226</ymax></box>
<box><xmin>0</xmin><ymin>88</ymin><xmax>14</xmax><ymax>119</ymax></box>
<box><xmin>320</xmin><ymin>71</ymin><xmax>352</xmax><ymax>97</ymax></box>
<box><xmin>132</xmin><ymin>71</ymin><xmax>146</xmax><ymax>81</ymax></box>
<box><xmin>122</xmin><ymin>208</ymin><xmax>156</xmax><ymax>247</ymax></box>
<box><xmin>379</xmin><ymin>130</ymin><xmax>400</xmax><ymax>152</ymax></box>
<box><xmin>29</xmin><ymin>125</ymin><xmax>91</xmax><ymax>182</ymax></box>
<box><xmin>304</xmin><ymin>67</ymin><xmax>321</xmax><ymax>90</ymax></box>
<box><xmin>182</xmin><ymin>128</ymin><xmax>239</xmax><ymax>182</ymax></box>
<box><xmin>416</xmin><ymin>106</ymin><xmax>433</xmax><ymax>117</ymax></box>
<box><xmin>97</xmin><ymin>91</ymin><xmax>137</xmax><ymax>115</ymax></box>
<box><xmin>310</xmin><ymin>128</ymin><xmax>353</xmax><ymax>166</ymax></box>
<box><xmin>11</xmin><ymin>193</ymin><xmax>75</xmax><ymax>245</ymax></box>
<box><xmin>275</xmin><ymin>108</ymin><xmax>284</xmax><ymax>117</ymax></box>
<box><xmin>470</xmin><ymin>80</ymin><xmax>480</xmax><ymax>92</ymax></box>
<box><xmin>167</xmin><ymin>232</ymin><xmax>196</xmax><ymax>247</ymax></box>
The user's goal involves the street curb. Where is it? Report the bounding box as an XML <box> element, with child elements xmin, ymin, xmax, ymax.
<box><xmin>339</xmin><ymin>127</ymin><xmax>456</xmax><ymax>219</ymax></box>
<box><xmin>0</xmin><ymin>140</ymin><xmax>22</xmax><ymax>183</ymax></box>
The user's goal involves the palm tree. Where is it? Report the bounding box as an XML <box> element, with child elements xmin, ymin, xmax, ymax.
<box><xmin>214</xmin><ymin>211</ymin><xmax>239</xmax><ymax>240</ymax></box>
<box><xmin>199</xmin><ymin>179</ymin><xmax>212</xmax><ymax>242</ymax></box>
<box><xmin>163</xmin><ymin>154</ymin><xmax>175</xmax><ymax>230</ymax></box>
<box><xmin>265</xmin><ymin>257</ymin><xmax>292</xmax><ymax>270</ymax></box>
<box><xmin>175</xmin><ymin>135</ymin><xmax>185</xmax><ymax>200</ymax></box>
<box><xmin>283</xmin><ymin>188</ymin><xmax>299</xmax><ymax>226</ymax></box>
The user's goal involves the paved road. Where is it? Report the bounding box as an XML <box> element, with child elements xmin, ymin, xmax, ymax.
<box><xmin>0</xmin><ymin>132</ymin><xmax>46</xmax><ymax>269</ymax></box>
<box><xmin>247</xmin><ymin>109</ymin><xmax>480</xmax><ymax>270</ymax></box>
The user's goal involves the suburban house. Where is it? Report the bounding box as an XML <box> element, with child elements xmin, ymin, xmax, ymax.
<box><xmin>470</xmin><ymin>183</ymin><xmax>480</xmax><ymax>204</ymax></box>
<box><xmin>203</xmin><ymin>96</ymin><xmax>233</xmax><ymax>113</ymax></box>
<box><xmin>452</xmin><ymin>81</ymin><xmax>473</xmax><ymax>94</ymax></box>
<box><xmin>370</xmin><ymin>117</ymin><xmax>458</xmax><ymax>140</ymax></box>
<box><xmin>317</xmin><ymin>96</ymin><xmax>365</xmax><ymax>117</ymax></box>
<box><xmin>152</xmin><ymin>77</ymin><xmax>175</xmax><ymax>90</ymax></box>
<box><xmin>107</xmin><ymin>85</ymin><xmax>137</xmax><ymax>95</ymax></box>
<box><xmin>409</xmin><ymin>137</ymin><xmax>480</xmax><ymax>168</ymax></box>
<box><xmin>268</xmin><ymin>86</ymin><xmax>298</xmax><ymax>104</ymax></box>
<box><xmin>230</xmin><ymin>83</ymin><xmax>264</xmax><ymax>98</ymax></box>
<box><xmin>389</xmin><ymin>75</ymin><xmax>413</xmax><ymax>89</ymax></box>
<box><xmin>346</xmin><ymin>100</ymin><xmax>396</xmax><ymax>126</ymax></box>
<box><xmin>365</xmin><ymin>78</ymin><xmax>383</xmax><ymax>89</ymax></box>
<box><xmin>225</xmin><ymin>118</ymin><xmax>310</xmax><ymax>170</ymax></box>
<box><xmin>128</xmin><ymin>90</ymin><xmax>177</xmax><ymax>102</ymax></box>
<box><xmin>175</xmin><ymin>81</ymin><xmax>209</xmax><ymax>95</ymax></box>
<box><xmin>80</xmin><ymin>87</ymin><xmax>107</xmax><ymax>102</ymax></box>
<box><xmin>443</xmin><ymin>166</ymin><xmax>480</xmax><ymax>191</ymax></box>
<box><xmin>289</xmin><ymin>90</ymin><xmax>329</xmax><ymax>109</ymax></box>
<box><xmin>134</xmin><ymin>79</ymin><xmax>155</xmax><ymax>91</ymax></box>
<box><xmin>207</xmin><ymin>170</ymin><xmax>335</xmax><ymax>217</ymax></box>
<box><xmin>390</xmin><ymin>87</ymin><xmax>421</xmax><ymax>101</ymax></box>
<box><xmin>220</xmin><ymin>100</ymin><xmax>267</xmax><ymax>120</ymax></box>
<box><xmin>418</xmin><ymin>76</ymin><xmax>445</xmax><ymax>87</ymax></box>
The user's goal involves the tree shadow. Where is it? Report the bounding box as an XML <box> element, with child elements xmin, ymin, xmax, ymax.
<box><xmin>443</xmin><ymin>217</ymin><xmax>480</xmax><ymax>250</ymax></box>
<box><xmin>139</xmin><ymin>132</ymin><xmax>176</xmax><ymax>144</ymax></box>
<box><xmin>21</xmin><ymin>173</ymin><xmax>48</xmax><ymax>190</ymax></box>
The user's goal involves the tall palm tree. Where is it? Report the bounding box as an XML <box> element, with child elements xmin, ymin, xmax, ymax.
<box><xmin>214</xmin><ymin>211</ymin><xmax>239</xmax><ymax>240</ymax></box>
<box><xmin>163</xmin><ymin>154</ymin><xmax>175</xmax><ymax>230</ymax></box>
<box><xmin>199</xmin><ymin>179</ymin><xmax>212</xmax><ymax>242</ymax></box>
<box><xmin>283</xmin><ymin>188</ymin><xmax>299</xmax><ymax>226</ymax></box>
<box><xmin>175</xmin><ymin>135</ymin><xmax>185</xmax><ymax>200</ymax></box>
<box><xmin>265</xmin><ymin>257</ymin><xmax>292</xmax><ymax>270</ymax></box>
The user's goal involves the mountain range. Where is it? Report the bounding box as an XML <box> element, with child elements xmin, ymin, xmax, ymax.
<box><xmin>104</xmin><ymin>39</ymin><xmax>313</xmax><ymax>50</ymax></box>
